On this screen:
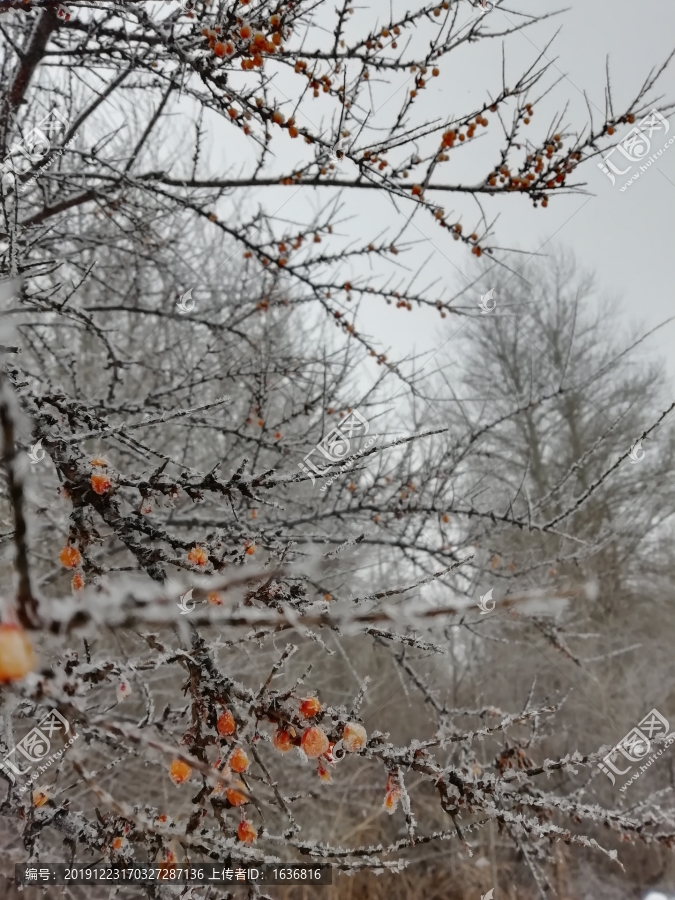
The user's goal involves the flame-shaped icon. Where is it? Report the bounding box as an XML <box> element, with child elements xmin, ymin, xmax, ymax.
<box><xmin>176</xmin><ymin>288</ymin><xmax>195</xmax><ymax>314</ymax></box>
<box><xmin>177</xmin><ymin>588</ymin><xmax>196</xmax><ymax>615</ymax></box>
<box><xmin>27</xmin><ymin>440</ymin><xmax>46</xmax><ymax>465</ymax></box>
<box><xmin>477</xmin><ymin>588</ymin><xmax>495</xmax><ymax>615</ymax></box>
<box><xmin>330</xmin><ymin>740</ymin><xmax>347</xmax><ymax>764</ymax></box>
<box><xmin>478</xmin><ymin>289</ymin><xmax>496</xmax><ymax>314</ymax></box>
<box><xmin>481</xmin><ymin>890</ymin><xmax>494</xmax><ymax>900</ymax></box>
<box><xmin>628</xmin><ymin>439</ymin><xmax>645</xmax><ymax>464</ymax></box>
<box><xmin>329</xmin><ymin>137</ymin><xmax>350</xmax><ymax>160</ymax></box>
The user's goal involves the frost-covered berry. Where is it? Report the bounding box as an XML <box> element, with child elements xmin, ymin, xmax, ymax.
<box><xmin>237</xmin><ymin>819</ymin><xmax>257</xmax><ymax>843</ymax></box>
<box><xmin>229</xmin><ymin>747</ymin><xmax>249</xmax><ymax>773</ymax></box>
<box><xmin>342</xmin><ymin>721</ymin><xmax>367</xmax><ymax>752</ymax></box>
<box><xmin>272</xmin><ymin>728</ymin><xmax>294</xmax><ymax>752</ymax></box>
<box><xmin>299</xmin><ymin>696</ymin><xmax>322</xmax><ymax>718</ymax></box>
<box><xmin>226</xmin><ymin>781</ymin><xmax>248</xmax><ymax>806</ymax></box>
<box><xmin>301</xmin><ymin>726</ymin><xmax>329</xmax><ymax>759</ymax></box>
<box><xmin>90</xmin><ymin>473</ymin><xmax>111</xmax><ymax>495</ymax></box>
<box><xmin>383</xmin><ymin>773</ymin><xmax>401</xmax><ymax>814</ymax></box>
<box><xmin>59</xmin><ymin>545</ymin><xmax>81</xmax><ymax>568</ymax></box>
<box><xmin>317</xmin><ymin>758</ymin><xmax>332</xmax><ymax>783</ymax></box>
<box><xmin>0</xmin><ymin>623</ymin><xmax>34</xmax><ymax>682</ymax></box>
<box><xmin>217</xmin><ymin>709</ymin><xmax>236</xmax><ymax>736</ymax></box>
<box><xmin>169</xmin><ymin>758</ymin><xmax>191</xmax><ymax>785</ymax></box>
<box><xmin>187</xmin><ymin>546</ymin><xmax>208</xmax><ymax>566</ymax></box>
<box><xmin>32</xmin><ymin>788</ymin><xmax>49</xmax><ymax>807</ymax></box>
<box><xmin>71</xmin><ymin>572</ymin><xmax>85</xmax><ymax>591</ymax></box>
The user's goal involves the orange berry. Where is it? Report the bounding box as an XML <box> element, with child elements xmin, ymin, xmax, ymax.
<box><xmin>208</xmin><ymin>591</ymin><xmax>223</xmax><ymax>605</ymax></box>
<box><xmin>411</xmin><ymin>184</ymin><xmax>422</xmax><ymax>196</ymax></box>
<box><xmin>342</xmin><ymin>721</ymin><xmax>367</xmax><ymax>752</ymax></box>
<box><xmin>317</xmin><ymin>758</ymin><xmax>332</xmax><ymax>783</ymax></box>
<box><xmin>111</xmin><ymin>836</ymin><xmax>124</xmax><ymax>850</ymax></box>
<box><xmin>228</xmin><ymin>107</ymin><xmax>238</xmax><ymax>119</ymax></box>
<box><xmin>71</xmin><ymin>572</ymin><xmax>84</xmax><ymax>591</ymax></box>
<box><xmin>245</xmin><ymin>544</ymin><xmax>255</xmax><ymax>555</ymax></box>
<box><xmin>230</xmin><ymin>747</ymin><xmax>249</xmax><ymax>773</ymax></box>
<box><xmin>60</xmin><ymin>545</ymin><xmax>81</xmax><ymax>569</ymax></box>
<box><xmin>384</xmin><ymin>773</ymin><xmax>402</xmax><ymax>813</ymax></box>
<box><xmin>226</xmin><ymin>781</ymin><xmax>248</xmax><ymax>806</ymax></box>
<box><xmin>32</xmin><ymin>788</ymin><xmax>49</xmax><ymax>808</ymax></box>
<box><xmin>301</xmin><ymin>726</ymin><xmax>329</xmax><ymax>759</ymax></box>
<box><xmin>90</xmin><ymin>473</ymin><xmax>111</xmax><ymax>495</ymax></box>
<box><xmin>169</xmin><ymin>758</ymin><xmax>191</xmax><ymax>785</ymax></box>
<box><xmin>274</xmin><ymin>431</ymin><xmax>282</xmax><ymax>440</ymax></box>
<box><xmin>272</xmin><ymin>110</ymin><xmax>284</xmax><ymax>124</ymax></box>
<box><xmin>607</xmin><ymin>125</ymin><xmax>615</xmax><ymax>135</ymax></box>
<box><xmin>289</xmin><ymin>126</ymin><xmax>299</xmax><ymax>138</ymax></box>
<box><xmin>217</xmin><ymin>710</ymin><xmax>236</xmax><ymax>736</ymax></box>
<box><xmin>442</xmin><ymin>514</ymin><xmax>449</xmax><ymax>523</ymax></box>
<box><xmin>253</xmin><ymin>32</ymin><xmax>266</xmax><ymax>47</ymax></box>
<box><xmin>187</xmin><ymin>546</ymin><xmax>208</xmax><ymax>566</ymax></box>
<box><xmin>238</xmin><ymin>819</ymin><xmax>257</xmax><ymax>843</ymax></box>
<box><xmin>214</xmin><ymin>41</ymin><xmax>226</xmax><ymax>57</ymax></box>
<box><xmin>240</xmin><ymin>25</ymin><xmax>251</xmax><ymax>39</ymax></box>
<box><xmin>299</xmin><ymin>697</ymin><xmax>322</xmax><ymax>718</ymax></box>
<box><xmin>272</xmin><ymin>728</ymin><xmax>294</xmax><ymax>752</ymax></box>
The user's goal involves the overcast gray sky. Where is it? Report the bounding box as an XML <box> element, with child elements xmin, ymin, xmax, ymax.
<box><xmin>339</xmin><ymin>0</ymin><xmax>675</xmax><ymax>385</ymax></box>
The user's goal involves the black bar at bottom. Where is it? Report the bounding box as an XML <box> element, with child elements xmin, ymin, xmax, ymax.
<box><xmin>15</xmin><ymin>863</ymin><xmax>332</xmax><ymax>885</ymax></box>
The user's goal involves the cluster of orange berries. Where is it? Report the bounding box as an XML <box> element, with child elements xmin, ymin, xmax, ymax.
<box><xmin>60</xmin><ymin>543</ymin><xmax>86</xmax><ymax>591</ymax></box>
<box><xmin>365</xmin><ymin>23</ymin><xmax>403</xmax><ymax>53</ymax></box>
<box><xmin>202</xmin><ymin>13</ymin><xmax>285</xmax><ymax>69</ymax></box>
<box><xmin>272</xmin><ymin>705</ymin><xmax>367</xmax><ymax>780</ymax></box>
<box><xmin>482</xmin><ymin>132</ymin><xmax>580</xmax><ymax>207</ymax></box>
<box><xmin>440</xmin><ymin>113</ymin><xmax>489</xmax><ymax>153</ymax></box>
<box><xmin>167</xmin><ymin>700</ymin><xmax>368</xmax><ymax>844</ymax></box>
